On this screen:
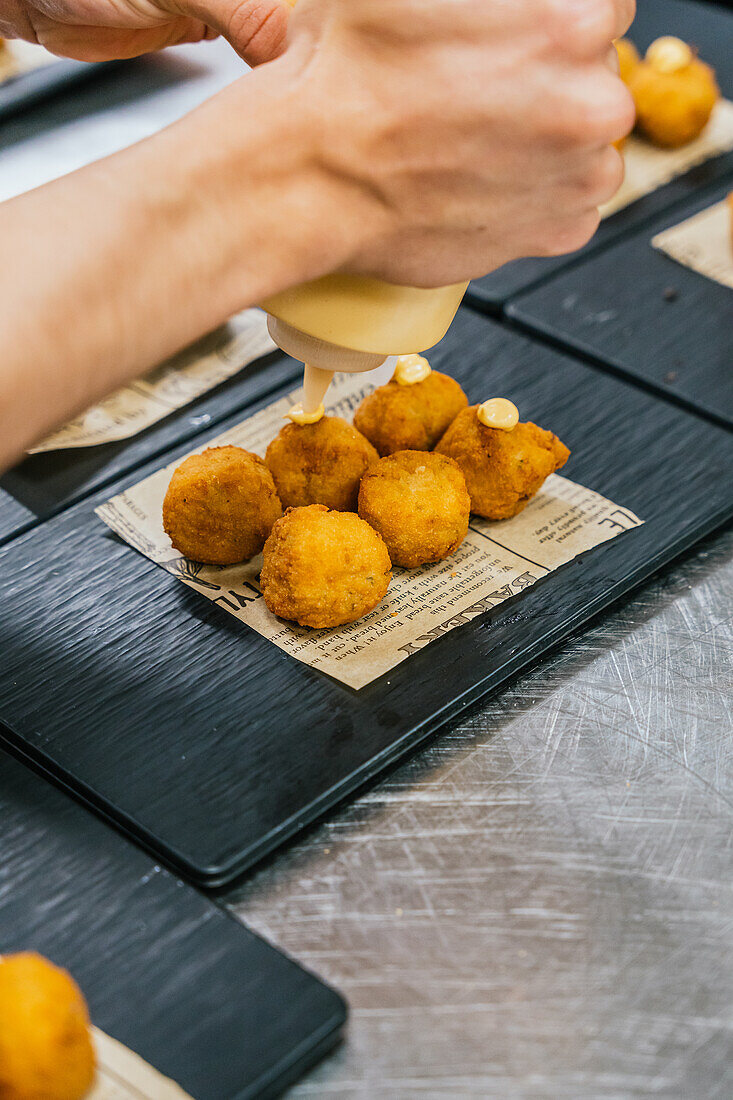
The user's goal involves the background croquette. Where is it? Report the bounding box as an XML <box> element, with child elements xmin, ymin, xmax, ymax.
<box><xmin>354</xmin><ymin>371</ymin><xmax>468</xmax><ymax>456</ymax></box>
<box><xmin>436</xmin><ymin>408</ymin><xmax>570</xmax><ymax>520</ymax></box>
<box><xmin>265</xmin><ymin>416</ymin><xmax>378</xmax><ymax>511</ymax></box>
<box><xmin>615</xmin><ymin>38</ymin><xmax>640</xmax><ymax>87</ymax></box>
<box><xmin>358</xmin><ymin>451</ymin><xmax>470</xmax><ymax>568</ymax></box>
<box><xmin>630</xmin><ymin>43</ymin><xmax>719</xmax><ymax>148</ymax></box>
<box><xmin>0</xmin><ymin>952</ymin><xmax>95</xmax><ymax>1100</ymax></box>
<box><xmin>260</xmin><ymin>505</ymin><xmax>392</xmax><ymax>628</ymax></box>
<box><xmin>163</xmin><ymin>446</ymin><xmax>282</xmax><ymax>565</ymax></box>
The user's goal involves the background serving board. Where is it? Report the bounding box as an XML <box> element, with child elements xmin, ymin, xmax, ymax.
<box><xmin>465</xmin><ymin>0</ymin><xmax>733</xmax><ymax>314</ymax></box>
<box><xmin>506</xmin><ymin>176</ymin><xmax>733</xmax><ymax>429</ymax></box>
<box><xmin>0</xmin><ymin>346</ymin><xmax>297</xmax><ymax>548</ymax></box>
<box><xmin>0</xmin><ymin>56</ymin><xmax>116</xmax><ymax>121</ymax></box>
<box><xmin>0</xmin><ymin>747</ymin><xmax>346</xmax><ymax>1099</ymax></box>
<box><xmin>0</xmin><ymin>308</ymin><xmax>731</xmax><ymax>887</ymax></box>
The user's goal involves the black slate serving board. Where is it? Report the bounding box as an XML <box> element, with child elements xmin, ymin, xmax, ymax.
<box><xmin>465</xmin><ymin>0</ymin><xmax>733</xmax><ymax>315</ymax></box>
<box><xmin>506</xmin><ymin>177</ymin><xmax>733</xmax><ymax>429</ymax></box>
<box><xmin>0</xmin><ymin>340</ymin><xmax>298</xmax><ymax>547</ymax></box>
<box><xmin>0</xmin><ymin>308</ymin><xmax>731</xmax><ymax>887</ymax></box>
<box><xmin>0</xmin><ymin>748</ymin><xmax>346</xmax><ymax>1099</ymax></box>
<box><xmin>0</xmin><ymin>58</ymin><xmax>117</xmax><ymax>121</ymax></box>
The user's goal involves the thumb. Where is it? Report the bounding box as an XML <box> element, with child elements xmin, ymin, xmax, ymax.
<box><xmin>183</xmin><ymin>0</ymin><xmax>293</xmax><ymax>65</ymax></box>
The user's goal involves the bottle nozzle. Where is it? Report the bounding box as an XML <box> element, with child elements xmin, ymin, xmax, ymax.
<box><xmin>267</xmin><ymin>316</ymin><xmax>386</xmax><ymax>375</ymax></box>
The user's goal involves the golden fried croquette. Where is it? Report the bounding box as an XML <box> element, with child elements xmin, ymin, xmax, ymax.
<box><xmin>615</xmin><ymin>38</ymin><xmax>640</xmax><ymax>86</ymax></box>
<box><xmin>261</xmin><ymin>505</ymin><xmax>391</xmax><ymax>628</ymax></box>
<box><xmin>163</xmin><ymin>446</ymin><xmax>282</xmax><ymax>565</ymax></box>
<box><xmin>630</xmin><ymin>38</ymin><xmax>719</xmax><ymax>148</ymax></box>
<box><xmin>358</xmin><ymin>451</ymin><xmax>470</xmax><ymax>567</ymax></box>
<box><xmin>0</xmin><ymin>952</ymin><xmax>95</xmax><ymax>1100</ymax></box>
<box><xmin>354</xmin><ymin>371</ymin><xmax>468</xmax><ymax>456</ymax></box>
<box><xmin>435</xmin><ymin>407</ymin><xmax>570</xmax><ymax>520</ymax></box>
<box><xmin>265</xmin><ymin>416</ymin><xmax>378</xmax><ymax>512</ymax></box>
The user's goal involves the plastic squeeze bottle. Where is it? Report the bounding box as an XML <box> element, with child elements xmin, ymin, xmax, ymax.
<box><xmin>262</xmin><ymin>275</ymin><xmax>468</xmax><ymax>421</ymax></box>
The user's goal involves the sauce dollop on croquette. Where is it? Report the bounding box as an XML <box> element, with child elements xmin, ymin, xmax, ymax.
<box><xmin>393</xmin><ymin>354</ymin><xmax>431</xmax><ymax>385</ymax></box>
<box><xmin>477</xmin><ymin>398</ymin><xmax>519</xmax><ymax>431</ymax></box>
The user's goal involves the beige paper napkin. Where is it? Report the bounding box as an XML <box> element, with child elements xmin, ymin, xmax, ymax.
<box><xmin>90</xmin><ymin>1028</ymin><xmax>193</xmax><ymax>1099</ymax></box>
<box><xmin>652</xmin><ymin>198</ymin><xmax>733</xmax><ymax>289</ymax></box>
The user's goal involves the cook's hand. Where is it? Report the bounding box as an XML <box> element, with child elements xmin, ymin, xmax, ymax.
<box><xmin>0</xmin><ymin>0</ymin><xmax>290</xmax><ymax>63</ymax></box>
<box><xmin>283</xmin><ymin>0</ymin><xmax>636</xmax><ymax>285</ymax></box>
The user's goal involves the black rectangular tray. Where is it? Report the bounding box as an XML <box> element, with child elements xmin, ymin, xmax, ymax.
<box><xmin>0</xmin><ymin>747</ymin><xmax>346</xmax><ymax>1099</ymax></box>
<box><xmin>0</xmin><ymin>57</ymin><xmax>115</xmax><ymax>120</ymax></box>
<box><xmin>0</xmin><ymin>340</ymin><xmax>298</xmax><ymax>547</ymax></box>
<box><xmin>1</xmin><ymin>308</ymin><xmax>731</xmax><ymax>888</ymax></box>
<box><xmin>506</xmin><ymin>176</ymin><xmax>733</xmax><ymax>429</ymax></box>
<box><xmin>464</xmin><ymin>0</ymin><xmax>733</xmax><ymax>314</ymax></box>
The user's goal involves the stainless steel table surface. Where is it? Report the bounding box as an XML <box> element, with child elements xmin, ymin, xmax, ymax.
<box><xmin>3</xmin><ymin>37</ymin><xmax>731</xmax><ymax>1100</ymax></box>
<box><xmin>227</xmin><ymin>524</ymin><xmax>733</xmax><ymax>1100</ymax></box>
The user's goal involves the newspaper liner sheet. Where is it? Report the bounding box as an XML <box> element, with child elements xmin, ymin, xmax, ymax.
<box><xmin>97</xmin><ymin>374</ymin><xmax>642</xmax><ymax>690</ymax></box>
<box><xmin>600</xmin><ymin>100</ymin><xmax>733</xmax><ymax>219</ymax></box>
<box><xmin>652</xmin><ymin>199</ymin><xmax>733</xmax><ymax>289</ymax></box>
<box><xmin>29</xmin><ymin>309</ymin><xmax>276</xmax><ymax>453</ymax></box>
<box><xmin>91</xmin><ymin>1028</ymin><xmax>192</xmax><ymax>1099</ymax></box>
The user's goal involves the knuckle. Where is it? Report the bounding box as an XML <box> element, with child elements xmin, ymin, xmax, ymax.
<box><xmin>582</xmin><ymin>146</ymin><xmax>625</xmax><ymax>204</ymax></box>
<box><xmin>567</xmin><ymin>80</ymin><xmax>635</xmax><ymax>144</ymax></box>
<box><xmin>601</xmin><ymin>80</ymin><xmax>637</xmax><ymax>141</ymax></box>
<box><xmin>540</xmin><ymin>210</ymin><xmax>601</xmax><ymax>257</ymax></box>
<box><xmin>545</xmin><ymin>0</ymin><xmax>616</xmax><ymax>57</ymax></box>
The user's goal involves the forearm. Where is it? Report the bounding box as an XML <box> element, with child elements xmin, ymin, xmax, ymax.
<box><xmin>0</xmin><ymin>54</ymin><xmax>361</xmax><ymax>470</ymax></box>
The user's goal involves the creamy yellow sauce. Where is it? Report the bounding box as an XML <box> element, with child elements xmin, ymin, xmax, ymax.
<box><xmin>646</xmin><ymin>36</ymin><xmax>693</xmax><ymax>74</ymax></box>
<box><xmin>394</xmin><ymin>354</ymin><xmax>431</xmax><ymax>385</ymax></box>
<box><xmin>289</xmin><ymin>362</ymin><xmax>336</xmax><ymax>425</ymax></box>
<box><xmin>477</xmin><ymin>398</ymin><xmax>519</xmax><ymax>431</ymax></box>
<box><xmin>287</xmin><ymin>402</ymin><xmax>325</xmax><ymax>426</ymax></box>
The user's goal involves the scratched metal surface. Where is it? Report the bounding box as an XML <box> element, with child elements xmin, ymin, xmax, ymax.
<box><xmin>227</xmin><ymin>524</ymin><xmax>733</xmax><ymax>1099</ymax></box>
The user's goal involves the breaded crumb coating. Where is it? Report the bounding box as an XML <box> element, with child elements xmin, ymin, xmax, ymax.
<box><xmin>261</xmin><ymin>505</ymin><xmax>392</xmax><ymax>628</ymax></box>
<box><xmin>163</xmin><ymin>446</ymin><xmax>282</xmax><ymax>565</ymax></box>
<box><xmin>358</xmin><ymin>450</ymin><xmax>470</xmax><ymax>567</ymax></box>
<box><xmin>354</xmin><ymin>371</ymin><xmax>468</xmax><ymax>456</ymax></box>
<box><xmin>436</xmin><ymin>408</ymin><xmax>570</xmax><ymax>520</ymax></box>
<box><xmin>266</xmin><ymin>416</ymin><xmax>377</xmax><ymax>511</ymax></box>
<box><xmin>0</xmin><ymin>952</ymin><xmax>95</xmax><ymax>1100</ymax></box>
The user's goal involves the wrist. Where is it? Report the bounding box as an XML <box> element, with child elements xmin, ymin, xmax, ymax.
<box><xmin>155</xmin><ymin>56</ymin><xmax>382</xmax><ymax>319</ymax></box>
